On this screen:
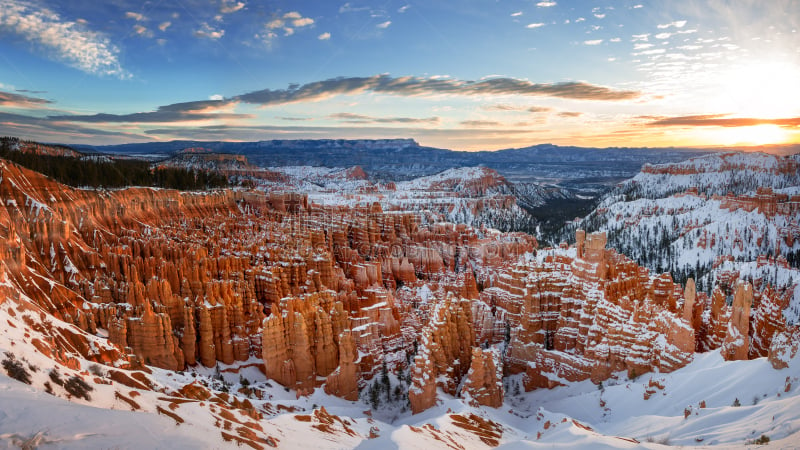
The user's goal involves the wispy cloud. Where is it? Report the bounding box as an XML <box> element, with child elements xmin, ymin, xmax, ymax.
<box><xmin>657</xmin><ymin>20</ymin><xmax>687</xmax><ymax>29</ymax></box>
<box><xmin>376</xmin><ymin>20</ymin><xmax>391</xmax><ymax>29</ymax></box>
<box><xmin>48</xmin><ymin>99</ymin><xmax>251</xmax><ymax>123</ymax></box>
<box><xmin>318</xmin><ymin>32</ymin><xmax>331</xmax><ymax>40</ymax></box>
<box><xmin>398</xmin><ymin>5</ymin><xmax>410</xmax><ymax>13</ymax></box>
<box><xmin>0</xmin><ymin>90</ymin><xmax>52</xmax><ymax>108</ymax></box>
<box><xmin>125</xmin><ymin>12</ymin><xmax>146</xmax><ymax>21</ymax></box>
<box><xmin>526</xmin><ymin>22</ymin><xmax>545</xmax><ymax>29</ymax></box>
<box><xmin>194</xmin><ymin>22</ymin><xmax>224</xmax><ymax>39</ymax></box>
<box><xmin>0</xmin><ymin>0</ymin><xmax>127</xmax><ymax>78</ymax></box>
<box><xmin>537</xmin><ymin>1</ymin><xmax>556</xmax><ymax>7</ymax></box>
<box><xmin>234</xmin><ymin>75</ymin><xmax>640</xmax><ymax>105</ymax></box>
<box><xmin>511</xmin><ymin>11</ymin><xmax>522</xmax><ymax>17</ymax></box>
<box><xmin>329</xmin><ymin>112</ymin><xmax>439</xmax><ymax>124</ymax></box>
<box><xmin>262</xmin><ymin>11</ymin><xmax>315</xmax><ymax>43</ymax></box>
<box><xmin>277</xmin><ymin>116</ymin><xmax>312</xmax><ymax>121</ymax></box>
<box><xmin>460</xmin><ymin>120</ymin><xmax>501</xmax><ymax>127</ymax></box>
<box><xmin>133</xmin><ymin>24</ymin><xmax>152</xmax><ymax>37</ymax></box>
<box><xmin>0</xmin><ymin>111</ymin><xmax>151</xmax><ymax>141</ymax></box>
<box><xmin>647</xmin><ymin>114</ymin><xmax>800</xmax><ymax>128</ymax></box>
<box><xmin>220</xmin><ymin>1</ymin><xmax>245</xmax><ymax>14</ymax></box>
<box><xmin>584</xmin><ymin>39</ymin><xmax>603</xmax><ymax>45</ymax></box>
<box><xmin>158</xmin><ymin>21</ymin><xmax>171</xmax><ymax>32</ymax></box>
<box><xmin>558</xmin><ymin>111</ymin><xmax>583</xmax><ymax>117</ymax></box>
<box><xmin>339</xmin><ymin>3</ymin><xmax>370</xmax><ymax>13</ymax></box>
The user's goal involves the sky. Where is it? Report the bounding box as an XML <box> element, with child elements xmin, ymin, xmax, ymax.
<box><xmin>0</xmin><ymin>0</ymin><xmax>799</xmax><ymax>151</ymax></box>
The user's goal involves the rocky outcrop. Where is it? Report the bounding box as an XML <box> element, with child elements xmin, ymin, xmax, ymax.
<box><xmin>768</xmin><ymin>327</ymin><xmax>800</xmax><ymax>369</ymax></box>
<box><xmin>721</xmin><ymin>282</ymin><xmax>752</xmax><ymax>361</ymax></box>
<box><xmin>324</xmin><ymin>330</ymin><xmax>360</xmax><ymax>400</ymax></box>
<box><xmin>497</xmin><ymin>231</ymin><xmax>695</xmax><ymax>390</ymax></box>
<box><xmin>461</xmin><ymin>347</ymin><xmax>503</xmax><ymax>408</ymax></box>
<box><xmin>409</xmin><ymin>295</ymin><xmax>474</xmax><ymax>414</ymax></box>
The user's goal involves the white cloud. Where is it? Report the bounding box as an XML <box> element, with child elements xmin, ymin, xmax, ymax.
<box><xmin>266</xmin><ymin>19</ymin><xmax>284</xmax><ymax>29</ymax></box>
<box><xmin>537</xmin><ymin>1</ymin><xmax>556</xmax><ymax>7</ymax></box>
<box><xmin>220</xmin><ymin>1</ymin><xmax>245</xmax><ymax>14</ymax></box>
<box><xmin>575</xmin><ymin>17</ymin><xmax>585</xmax><ymax>22</ymax></box>
<box><xmin>209</xmin><ymin>94</ymin><xmax>224</xmax><ymax>100</ymax></box>
<box><xmin>194</xmin><ymin>22</ymin><xmax>224</xmax><ymax>39</ymax></box>
<box><xmin>594</xmin><ymin>13</ymin><xmax>606</xmax><ymax>19</ymax></box>
<box><xmin>260</xmin><ymin>11</ymin><xmax>314</xmax><ymax>44</ymax></box>
<box><xmin>632</xmin><ymin>4</ymin><xmax>643</xmax><ymax>8</ymax></box>
<box><xmin>398</xmin><ymin>5</ymin><xmax>410</xmax><ymax>13</ymax></box>
<box><xmin>292</xmin><ymin>17</ymin><xmax>314</xmax><ymax>27</ymax></box>
<box><xmin>632</xmin><ymin>33</ymin><xmax>649</xmax><ymax>41</ymax></box>
<box><xmin>655</xmin><ymin>32</ymin><xmax>671</xmax><ymax>39</ymax></box>
<box><xmin>657</xmin><ymin>20</ymin><xmax>687</xmax><ymax>29</ymax></box>
<box><xmin>511</xmin><ymin>11</ymin><xmax>522</xmax><ymax>17</ymax></box>
<box><xmin>584</xmin><ymin>39</ymin><xmax>603</xmax><ymax>45</ymax></box>
<box><xmin>125</xmin><ymin>12</ymin><xmax>145</xmax><ymax>21</ymax></box>
<box><xmin>133</xmin><ymin>24</ymin><xmax>152</xmax><ymax>37</ymax></box>
<box><xmin>526</xmin><ymin>22</ymin><xmax>545</xmax><ymax>28</ymax></box>
<box><xmin>339</xmin><ymin>3</ymin><xmax>369</xmax><ymax>13</ymax></box>
<box><xmin>607</xmin><ymin>57</ymin><xmax>616</xmax><ymax>61</ymax></box>
<box><xmin>610</xmin><ymin>37</ymin><xmax>621</xmax><ymax>42</ymax></box>
<box><xmin>158</xmin><ymin>21</ymin><xmax>171</xmax><ymax>32</ymax></box>
<box><xmin>318</xmin><ymin>32</ymin><xmax>331</xmax><ymax>40</ymax></box>
<box><xmin>634</xmin><ymin>43</ymin><xmax>653</xmax><ymax>49</ymax></box>
<box><xmin>377</xmin><ymin>20</ymin><xmax>391</xmax><ymax>29</ymax></box>
<box><xmin>0</xmin><ymin>0</ymin><xmax>127</xmax><ymax>77</ymax></box>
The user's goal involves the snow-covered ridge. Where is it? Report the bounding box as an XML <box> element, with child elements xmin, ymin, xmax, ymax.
<box><xmin>576</xmin><ymin>150</ymin><xmax>800</xmax><ymax>323</ymax></box>
<box><xmin>626</xmin><ymin>152</ymin><xmax>800</xmax><ymax>199</ymax></box>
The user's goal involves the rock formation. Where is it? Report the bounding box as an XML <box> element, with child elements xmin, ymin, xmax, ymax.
<box><xmin>0</xmin><ymin>156</ymin><xmax>794</xmax><ymax>416</ymax></box>
<box><xmin>721</xmin><ymin>282</ymin><xmax>752</xmax><ymax>361</ymax></box>
<box><xmin>460</xmin><ymin>347</ymin><xmax>503</xmax><ymax>408</ymax></box>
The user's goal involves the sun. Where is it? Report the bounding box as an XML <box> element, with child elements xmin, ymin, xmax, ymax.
<box><xmin>718</xmin><ymin>59</ymin><xmax>800</xmax><ymax>119</ymax></box>
<box><xmin>694</xmin><ymin>124</ymin><xmax>790</xmax><ymax>146</ymax></box>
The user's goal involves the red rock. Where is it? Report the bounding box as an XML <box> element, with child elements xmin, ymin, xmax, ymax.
<box><xmin>461</xmin><ymin>347</ymin><xmax>503</xmax><ymax>408</ymax></box>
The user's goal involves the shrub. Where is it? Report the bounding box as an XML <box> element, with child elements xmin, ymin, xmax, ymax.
<box><xmin>48</xmin><ymin>369</ymin><xmax>64</xmax><ymax>386</ymax></box>
<box><xmin>2</xmin><ymin>355</ymin><xmax>32</xmax><ymax>385</ymax></box>
<box><xmin>745</xmin><ymin>435</ymin><xmax>770</xmax><ymax>445</ymax></box>
<box><xmin>64</xmin><ymin>375</ymin><xmax>93</xmax><ymax>400</ymax></box>
<box><xmin>88</xmin><ymin>364</ymin><xmax>105</xmax><ymax>377</ymax></box>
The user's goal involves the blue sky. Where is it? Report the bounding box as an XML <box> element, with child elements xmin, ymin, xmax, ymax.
<box><xmin>1</xmin><ymin>0</ymin><xmax>799</xmax><ymax>150</ymax></box>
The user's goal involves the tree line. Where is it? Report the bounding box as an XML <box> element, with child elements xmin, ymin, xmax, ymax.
<box><xmin>0</xmin><ymin>137</ymin><xmax>228</xmax><ymax>190</ymax></box>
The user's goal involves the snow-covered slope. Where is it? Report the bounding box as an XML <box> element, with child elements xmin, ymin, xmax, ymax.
<box><xmin>267</xmin><ymin>165</ymin><xmax>541</xmax><ymax>233</ymax></box>
<box><xmin>4</xmin><ymin>288</ymin><xmax>799</xmax><ymax>450</ymax></box>
<box><xmin>574</xmin><ymin>151</ymin><xmax>800</xmax><ymax>323</ymax></box>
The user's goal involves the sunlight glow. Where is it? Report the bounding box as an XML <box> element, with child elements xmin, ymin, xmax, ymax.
<box><xmin>695</xmin><ymin>124</ymin><xmax>789</xmax><ymax>146</ymax></box>
<box><xmin>719</xmin><ymin>59</ymin><xmax>800</xmax><ymax>118</ymax></box>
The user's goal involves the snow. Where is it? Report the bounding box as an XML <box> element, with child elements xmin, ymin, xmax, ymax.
<box><xmin>578</xmin><ymin>151</ymin><xmax>800</xmax><ymax>322</ymax></box>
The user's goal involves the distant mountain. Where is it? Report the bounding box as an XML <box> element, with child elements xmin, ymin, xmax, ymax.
<box><xmin>74</xmin><ymin>138</ymin><xmax>715</xmax><ymax>189</ymax></box>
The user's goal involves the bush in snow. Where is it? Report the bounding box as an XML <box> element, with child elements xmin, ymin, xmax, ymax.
<box><xmin>2</xmin><ymin>353</ymin><xmax>32</xmax><ymax>385</ymax></box>
<box><xmin>64</xmin><ymin>375</ymin><xmax>93</xmax><ymax>400</ymax></box>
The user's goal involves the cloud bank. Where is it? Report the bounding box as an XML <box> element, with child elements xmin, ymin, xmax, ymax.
<box><xmin>235</xmin><ymin>75</ymin><xmax>640</xmax><ymax>106</ymax></box>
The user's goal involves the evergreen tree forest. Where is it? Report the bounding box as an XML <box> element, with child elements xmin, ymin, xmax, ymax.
<box><xmin>0</xmin><ymin>137</ymin><xmax>228</xmax><ymax>190</ymax></box>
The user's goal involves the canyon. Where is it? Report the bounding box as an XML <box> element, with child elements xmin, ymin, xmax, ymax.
<box><xmin>0</xmin><ymin>148</ymin><xmax>799</xmax><ymax>448</ymax></box>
